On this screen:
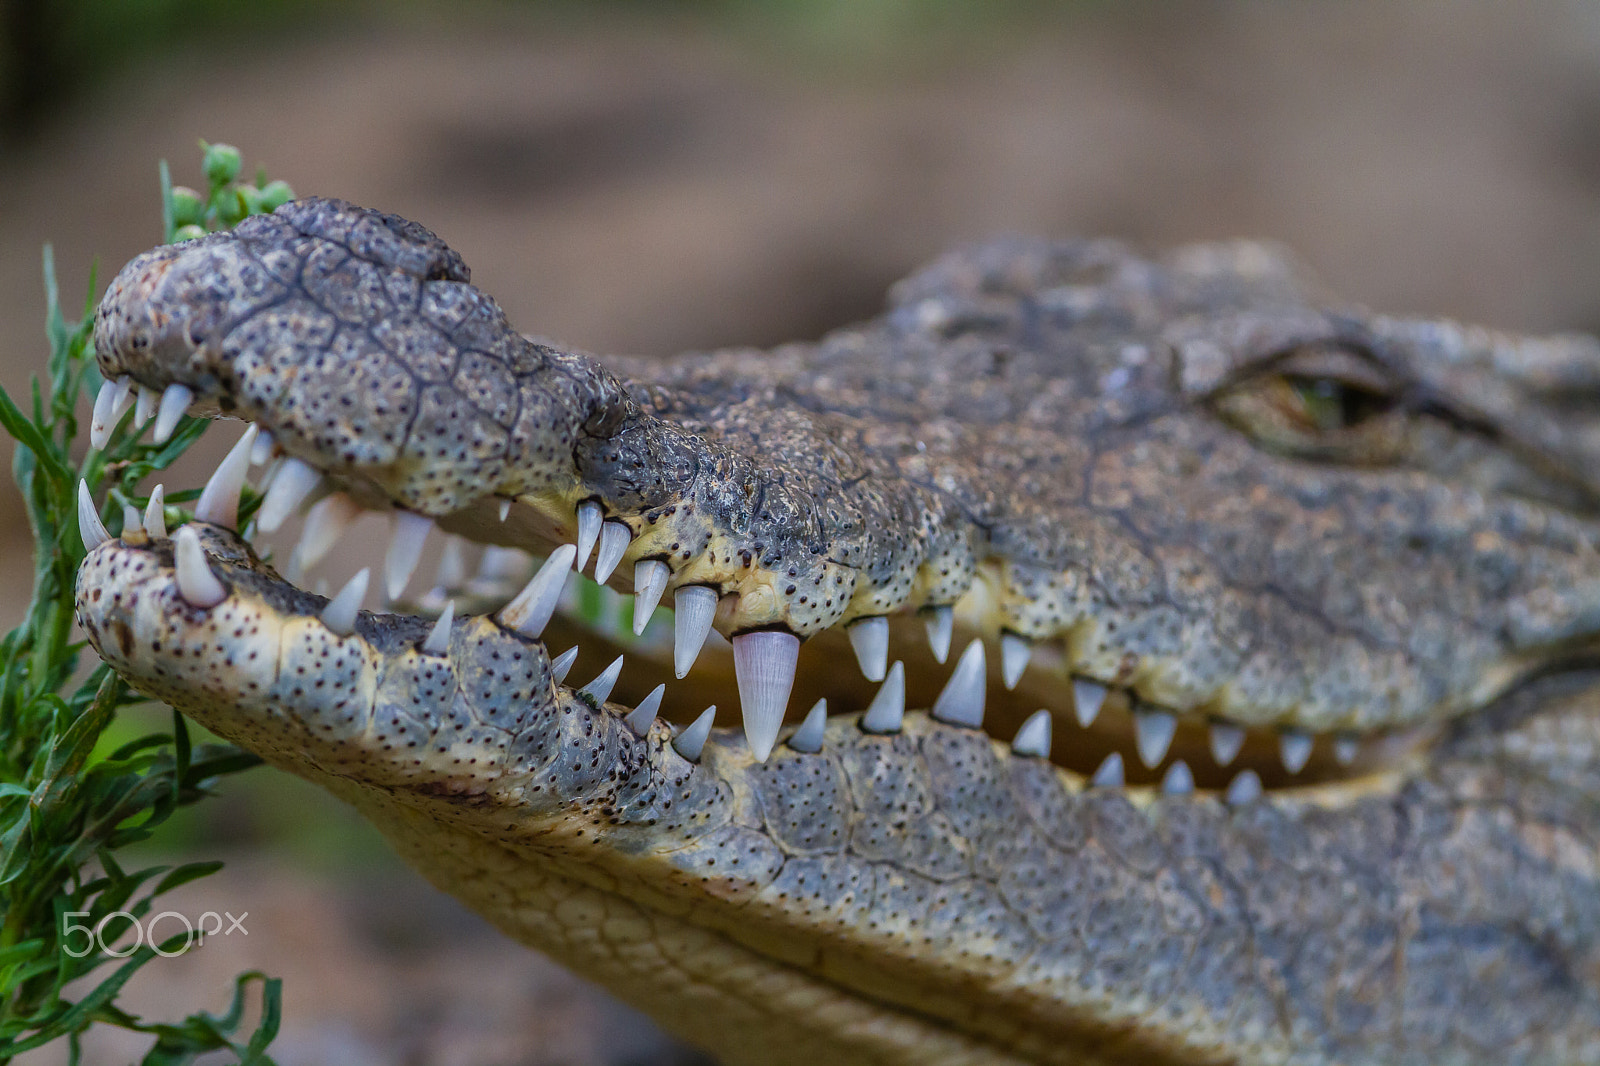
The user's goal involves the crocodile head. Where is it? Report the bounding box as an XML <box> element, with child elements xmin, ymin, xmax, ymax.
<box><xmin>76</xmin><ymin>199</ymin><xmax>1600</xmax><ymax>1064</ymax></box>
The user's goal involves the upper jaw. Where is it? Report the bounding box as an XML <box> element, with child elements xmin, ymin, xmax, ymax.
<box><xmin>87</xmin><ymin>197</ymin><xmax>1600</xmax><ymax>776</ymax></box>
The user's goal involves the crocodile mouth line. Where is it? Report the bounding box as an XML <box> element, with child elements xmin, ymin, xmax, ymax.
<box><xmin>82</xmin><ymin>388</ymin><xmax>1422</xmax><ymax>799</ymax></box>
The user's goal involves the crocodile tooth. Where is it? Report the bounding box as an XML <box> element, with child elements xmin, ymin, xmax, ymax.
<box><xmin>1134</xmin><ymin>708</ymin><xmax>1177</xmax><ymax>768</ymax></box>
<box><xmin>733</xmin><ymin>630</ymin><xmax>800</xmax><ymax>762</ymax></box>
<box><xmin>931</xmin><ymin>639</ymin><xmax>986</xmax><ymax>728</ymax></box>
<box><xmin>320</xmin><ymin>568</ymin><xmax>369</xmax><ymax>636</ymax></box>
<box><xmin>1279</xmin><ymin>729</ymin><xmax>1313</xmax><ymax>774</ymax></box>
<box><xmin>593</xmin><ymin>521</ymin><xmax>631</xmax><ymax>583</ymax></box>
<box><xmin>861</xmin><ymin>661</ymin><xmax>907</xmax><ymax>733</ymax></box>
<box><xmin>194</xmin><ymin>424</ymin><xmax>258</xmax><ymax>529</ymax></box>
<box><xmin>143</xmin><ymin>484</ymin><xmax>167</xmax><ymax>539</ymax></box>
<box><xmin>1072</xmin><ymin>679</ymin><xmax>1107</xmax><ymax>727</ymax></box>
<box><xmin>173</xmin><ymin>526</ymin><xmax>227</xmax><ymax>607</ymax></box>
<box><xmin>498</xmin><ymin>499</ymin><xmax>511</xmax><ymax>522</ymax></box>
<box><xmin>77</xmin><ymin>480</ymin><xmax>110</xmax><ymax>549</ymax></box>
<box><xmin>923</xmin><ymin>605</ymin><xmax>953</xmax><ymax>664</ymax></box>
<box><xmin>478</xmin><ymin>546</ymin><xmax>531</xmax><ymax>582</ymax></box>
<box><xmin>673</xmin><ymin>586</ymin><xmax>717</xmax><ymax>678</ymax></box>
<box><xmin>633</xmin><ymin>560</ymin><xmax>669</xmax><ymax>636</ymax></box>
<box><xmin>422</xmin><ymin>600</ymin><xmax>455</xmax><ymax>655</ymax></box>
<box><xmin>625</xmin><ymin>684</ymin><xmax>665</xmax><ymax>734</ymax></box>
<box><xmin>672</xmin><ymin>706</ymin><xmax>715</xmax><ymax>762</ymax></box>
<box><xmin>550</xmin><ymin>646</ymin><xmax>579</xmax><ymax>683</ymax></box>
<box><xmin>250</xmin><ymin>428</ymin><xmax>275</xmax><ymax>465</ymax></box>
<box><xmin>847</xmin><ymin>617</ymin><xmax>889</xmax><ymax>681</ymax></box>
<box><xmin>999</xmin><ymin>633</ymin><xmax>1031</xmax><ymax>690</ymax></box>
<box><xmin>89</xmin><ymin>379</ymin><xmax>116</xmax><ymax>449</ymax></box>
<box><xmin>133</xmin><ymin>385</ymin><xmax>158</xmax><ymax>429</ymax></box>
<box><xmin>256</xmin><ymin>456</ymin><xmax>322</xmax><ymax>533</ymax></box>
<box><xmin>152</xmin><ymin>383</ymin><xmax>194</xmax><ymax>444</ymax></box>
<box><xmin>574</xmin><ymin>501</ymin><xmax>602</xmax><ymax>571</ymax></box>
<box><xmin>1090</xmin><ymin>752</ymin><xmax>1124</xmax><ymax>788</ymax></box>
<box><xmin>578</xmin><ymin>655</ymin><xmax>624</xmax><ymax>706</ymax></box>
<box><xmin>292</xmin><ymin>492</ymin><xmax>361</xmax><ymax>576</ymax></box>
<box><xmin>1161</xmin><ymin>760</ymin><xmax>1195</xmax><ymax>796</ymax></box>
<box><xmin>1225</xmin><ymin>769</ymin><xmax>1263</xmax><ymax>806</ymax></box>
<box><xmin>1208</xmin><ymin>721</ymin><xmax>1246</xmax><ymax>767</ymax></box>
<box><xmin>434</xmin><ymin>535</ymin><xmax>468</xmax><ymax>590</ymax></box>
<box><xmin>788</xmin><ymin>699</ymin><xmax>828</xmax><ymax>753</ymax></box>
<box><xmin>1332</xmin><ymin>734</ymin><xmax>1359</xmax><ymax>766</ymax></box>
<box><xmin>121</xmin><ymin>504</ymin><xmax>143</xmax><ymax>536</ymax></box>
<box><xmin>1011</xmin><ymin>710</ymin><xmax>1053</xmax><ymax>758</ymax></box>
<box><xmin>499</xmin><ymin>545</ymin><xmax>578</xmax><ymax>638</ymax></box>
<box><xmin>385</xmin><ymin>511</ymin><xmax>434</xmax><ymax>600</ymax></box>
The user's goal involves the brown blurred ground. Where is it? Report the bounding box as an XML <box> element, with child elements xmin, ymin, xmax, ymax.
<box><xmin>8</xmin><ymin>3</ymin><xmax>1600</xmax><ymax>1062</ymax></box>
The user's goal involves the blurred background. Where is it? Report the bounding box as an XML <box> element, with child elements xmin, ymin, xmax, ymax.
<box><xmin>7</xmin><ymin>1</ymin><xmax>1600</xmax><ymax>1062</ymax></box>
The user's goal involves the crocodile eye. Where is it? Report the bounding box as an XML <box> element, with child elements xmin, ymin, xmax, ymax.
<box><xmin>1213</xmin><ymin>349</ymin><xmax>1407</xmax><ymax>464</ymax></box>
<box><xmin>1280</xmin><ymin>374</ymin><xmax>1394</xmax><ymax>433</ymax></box>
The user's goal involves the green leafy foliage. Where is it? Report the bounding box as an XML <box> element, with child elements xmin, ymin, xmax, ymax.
<box><xmin>0</xmin><ymin>145</ymin><xmax>290</xmax><ymax>1065</ymax></box>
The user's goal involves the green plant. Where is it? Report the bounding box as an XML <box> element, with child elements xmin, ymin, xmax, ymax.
<box><xmin>0</xmin><ymin>144</ymin><xmax>288</xmax><ymax>1065</ymax></box>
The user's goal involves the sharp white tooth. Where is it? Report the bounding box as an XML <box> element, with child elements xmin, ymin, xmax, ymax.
<box><xmin>923</xmin><ymin>605</ymin><xmax>953</xmax><ymax>663</ymax></box>
<box><xmin>845</xmin><ymin>616</ymin><xmax>889</xmax><ymax>682</ymax></box>
<box><xmin>593</xmin><ymin>521</ymin><xmax>631</xmax><ymax>584</ymax></box>
<box><xmin>256</xmin><ymin>456</ymin><xmax>322</xmax><ymax>533</ymax></box>
<box><xmin>121</xmin><ymin>504</ymin><xmax>143</xmax><ymax>535</ymax></box>
<box><xmin>173</xmin><ymin>526</ymin><xmax>227</xmax><ymax>607</ymax></box>
<box><xmin>77</xmin><ymin>480</ymin><xmax>110</xmax><ymax>549</ymax></box>
<box><xmin>861</xmin><ymin>660</ymin><xmax>907</xmax><ymax>734</ymax></box>
<box><xmin>1226</xmin><ymin>769</ymin><xmax>1263</xmax><ymax>806</ymax></box>
<box><xmin>1332</xmin><ymin>734</ymin><xmax>1359</xmax><ymax>767</ymax></box>
<box><xmin>478</xmin><ymin>545</ymin><xmax>530</xmax><ymax>582</ymax></box>
<box><xmin>1000</xmin><ymin>632</ymin><xmax>1031</xmax><ymax>690</ymax></box>
<box><xmin>319</xmin><ymin>568</ymin><xmax>368</xmax><ymax>636</ymax></box>
<box><xmin>931</xmin><ymin>639</ymin><xmax>986</xmax><ymax>728</ymax></box>
<box><xmin>788</xmin><ymin>699</ymin><xmax>827</xmax><ymax>753</ymax></box>
<box><xmin>574</xmin><ymin>501</ymin><xmax>602</xmax><ymax>570</ymax></box>
<box><xmin>133</xmin><ymin>385</ymin><xmax>158</xmax><ymax>429</ymax></box>
<box><xmin>152</xmin><ymin>383</ymin><xmax>194</xmax><ymax>444</ymax></box>
<box><xmin>498</xmin><ymin>499</ymin><xmax>511</xmax><ymax>522</ymax></box>
<box><xmin>625</xmin><ymin>684</ymin><xmax>665</xmax><ymax>734</ymax></box>
<box><xmin>499</xmin><ymin>544</ymin><xmax>578</xmax><ymax>638</ymax></box>
<box><xmin>1280</xmin><ymin>729</ymin><xmax>1313</xmax><ymax>774</ymax></box>
<box><xmin>434</xmin><ymin>535</ymin><xmax>468</xmax><ymax>590</ymax></box>
<box><xmin>1134</xmin><ymin>708</ymin><xmax>1177</xmax><ymax>768</ymax></box>
<box><xmin>422</xmin><ymin>600</ymin><xmax>455</xmax><ymax>655</ymax></box>
<box><xmin>89</xmin><ymin>379</ymin><xmax>116</xmax><ymax>449</ymax></box>
<box><xmin>1073</xmin><ymin>679</ymin><xmax>1107</xmax><ymax>728</ymax></box>
<box><xmin>193</xmin><ymin>424</ymin><xmax>258</xmax><ymax>528</ymax></box>
<box><xmin>673</xmin><ymin>585</ymin><xmax>717</xmax><ymax>678</ymax></box>
<box><xmin>1209</xmin><ymin>721</ymin><xmax>1246</xmax><ymax>767</ymax></box>
<box><xmin>733</xmin><ymin>630</ymin><xmax>799</xmax><ymax>762</ymax></box>
<box><xmin>633</xmin><ymin>559</ymin><xmax>669</xmax><ymax>636</ymax></box>
<box><xmin>672</xmin><ymin>706</ymin><xmax>716</xmax><ymax>762</ymax></box>
<box><xmin>143</xmin><ymin>484</ymin><xmax>167</xmax><ymax>539</ymax></box>
<box><xmin>550</xmin><ymin>646</ymin><xmax>579</xmax><ymax>683</ymax></box>
<box><xmin>293</xmin><ymin>492</ymin><xmax>360</xmax><ymax>573</ymax></box>
<box><xmin>1090</xmin><ymin>752</ymin><xmax>1124</xmax><ymax>788</ymax></box>
<box><xmin>385</xmin><ymin>511</ymin><xmax>433</xmax><ymax>600</ymax></box>
<box><xmin>1161</xmin><ymin>760</ymin><xmax>1195</xmax><ymax>796</ymax></box>
<box><xmin>250</xmin><ymin>428</ymin><xmax>275</xmax><ymax>465</ymax></box>
<box><xmin>1011</xmin><ymin>709</ymin><xmax>1053</xmax><ymax>758</ymax></box>
<box><xmin>110</xmin><ymin>374</ymin><xmax>134</xmax><ymax>419</ymax></box>
<box><xmin>577</xmin><ymin>655</ymin><xmax>624</xmax><ymax>706</ymax></box>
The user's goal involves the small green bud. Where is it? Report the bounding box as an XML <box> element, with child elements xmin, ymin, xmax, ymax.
<box><xmin>202</xmin><ymin>142</ymin><xmax>242</xmax><ymax>186</ymax></box>
<box><xmin>236</xmin><ymin>185</ymin><xmax>266</xmax><ymax>217</ymax></box>
<box><xmin>169</xmin><ymin>185</ymin><xmax>205</xmax><ymax>226</ymax></box>
<box><xmin>214</xmin><ymin>190</ymin><xmax>246</xmax><ymax>226</ymax></box>
<box><xmin>256</xmin><ymin>179</ymin><xmax>294</xmax><ymax>211</ymax></box>
<box><xmin>173</xmin><ymin>224</ymin><xmax>207</xmax><ymax>242</ymax></box>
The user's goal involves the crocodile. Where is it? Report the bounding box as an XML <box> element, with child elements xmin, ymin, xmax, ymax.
<box><xmin>72</xmin><ymin>198</ymin><xmax>1600</xmax><ymax>1065</ymax></box>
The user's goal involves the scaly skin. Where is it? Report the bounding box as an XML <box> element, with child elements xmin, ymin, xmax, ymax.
<box><xmin>74</xmin><ymin>199</ymin><xmax>1600</xmax><ymax>1064</ymax></box>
